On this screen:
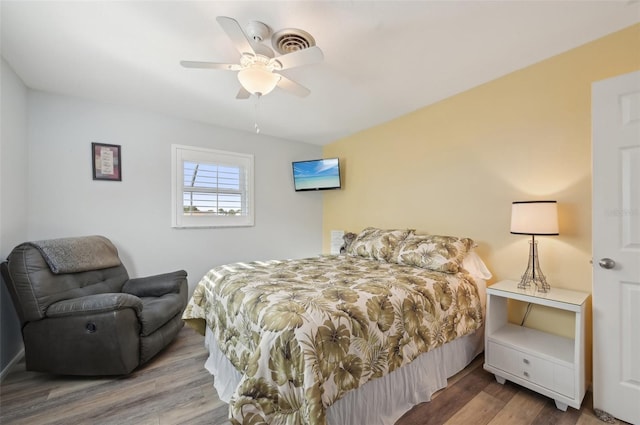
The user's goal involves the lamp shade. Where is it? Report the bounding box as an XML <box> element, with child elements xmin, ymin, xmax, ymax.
<box><xmin>237</xmin><ymin>65</ymin><xmax>281</xmax><ymax>96</ymax></box>
<box><xmin>510</xmin><ymin>200</ymin><xmax>559</xmax><ymax>235</ymax></box>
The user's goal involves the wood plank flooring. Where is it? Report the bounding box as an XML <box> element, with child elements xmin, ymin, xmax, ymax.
<box><xmin>0</xmin><ymin>327</ymin><xmax>626</xmax><ymax>425</ymax></box>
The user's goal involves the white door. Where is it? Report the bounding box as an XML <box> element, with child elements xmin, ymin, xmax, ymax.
<box><xmin>592</xmin><ymin>70</ymin><xmax>640</xmax><ymax>424</ymax></box>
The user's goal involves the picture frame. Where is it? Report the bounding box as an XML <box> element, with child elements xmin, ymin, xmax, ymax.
<box><xmin>92</xmin><ymin>142</ymin><xmax>121</xmax><ymax>181</ymax></box>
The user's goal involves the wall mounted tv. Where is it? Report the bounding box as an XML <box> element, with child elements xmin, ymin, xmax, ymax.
<box><xmin>292</xmin><ymin>158</ymin><xmax>341</xmax><ymax>191</ymax></box>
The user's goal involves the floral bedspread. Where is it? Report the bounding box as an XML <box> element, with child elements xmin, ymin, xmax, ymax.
<box><xmin>182</xmin><ymin>255</ymin><xmax>483</xmax><ymax>425</ymax></box>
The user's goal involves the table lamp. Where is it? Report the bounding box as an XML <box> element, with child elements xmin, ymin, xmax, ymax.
<box><xmin>510</xmin><ymin>200</ymin><xmax>559</xmax><ymax>292</ymax></box>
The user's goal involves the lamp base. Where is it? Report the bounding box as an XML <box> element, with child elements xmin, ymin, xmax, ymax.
<box><xmin>518</xmin><ymin>239</ymin><xmax>551</xmax><ymax>293</ymax></box>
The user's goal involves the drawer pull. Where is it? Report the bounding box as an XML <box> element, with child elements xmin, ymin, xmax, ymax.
<box><xmin>523</xmin><ymin>358</ymin><xmax>530</xmax><ymax>365</ymax></box>
<box><xmin>523</xmin><ymin>371</ymin><xmax>530</xmax><ymax>378</ymax></box>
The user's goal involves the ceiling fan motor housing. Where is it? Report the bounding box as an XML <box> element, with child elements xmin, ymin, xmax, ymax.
<box><xmin>245</xmin><ymin>21</ymin><xmax>271</xmax><ymax>42</ymax></box>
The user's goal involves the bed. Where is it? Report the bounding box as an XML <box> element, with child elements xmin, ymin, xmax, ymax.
<box><xmin>183</xmin><ymin>228</ymin><xmax>492</xmax><ymax>425</ymax></box>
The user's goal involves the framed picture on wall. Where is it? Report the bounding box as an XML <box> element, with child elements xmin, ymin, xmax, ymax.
<box><xmin>92</xmin><ymin>142</ymin><xmax>121</xmax><ymax>181</ymax></box>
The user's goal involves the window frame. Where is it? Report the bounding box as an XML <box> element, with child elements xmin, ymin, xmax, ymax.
<box><xmin>171</xmin><ymin>144</ymin><xmax>254</xmax><ymax>228</ymax></box>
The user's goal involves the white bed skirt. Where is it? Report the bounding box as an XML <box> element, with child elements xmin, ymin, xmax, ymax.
<box><xmin>204</xmin><ymin>325</ymin><xmax>483</xmax><ymax>425</ymax></box>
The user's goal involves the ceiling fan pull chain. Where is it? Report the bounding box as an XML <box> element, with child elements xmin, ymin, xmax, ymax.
<box><xmin>254</xmin><ymin>94</ymin><xmax>261</xmax><ymax>134</ymax></box>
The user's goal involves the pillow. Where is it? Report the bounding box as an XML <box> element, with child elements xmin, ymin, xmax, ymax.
<box><xmin>462</xmin><ymin>251</ymin><xmax>493</xmax><ymax>280</ymax></box>
<box><xmin>340</xmin><ymin>232</ymin><xmax>358</xmax><ymax>254</ymax></box>
<box><xmin>347</xmin><ymin>227</ymin><xmax>413</xmax><ymax>262</ymax></box>
<box><xmin>394</xmin><ymin>234</ymin><xmax>475</xmax><ymax>273</ymax></box>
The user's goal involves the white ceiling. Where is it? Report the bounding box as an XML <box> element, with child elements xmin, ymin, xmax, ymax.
<box><xmin>1</xmin><ymin>1</ymin><xmax>639</xmax><ymax>145</ymax></box>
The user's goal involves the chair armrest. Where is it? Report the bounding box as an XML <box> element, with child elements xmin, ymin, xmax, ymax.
<box><xmin>47</xmin><ymin>293</ymin><xmax>142</xmax><ymax>318</ymax></box>
<box><xmin>122</xmin><ymin>270</ymin><xmax>187</xmax><ymax>298</ymax></box>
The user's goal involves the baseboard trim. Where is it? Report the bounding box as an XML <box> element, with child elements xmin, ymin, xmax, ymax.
<box><xmin>0</xmin><ymin>348</ymin><xmax>24</xmax><ymax>382</ymax></box>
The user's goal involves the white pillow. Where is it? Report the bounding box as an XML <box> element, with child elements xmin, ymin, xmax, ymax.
<box><xmin>462</xmin><ymin>251</ymin><xmax>492</xmax><ymax>280</ymax></box>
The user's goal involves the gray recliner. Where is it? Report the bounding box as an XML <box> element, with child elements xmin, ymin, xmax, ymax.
<box><xmin>1</xmin><ymin>235</ymin><xmax>188</xmax><ymax>376</ymax></box>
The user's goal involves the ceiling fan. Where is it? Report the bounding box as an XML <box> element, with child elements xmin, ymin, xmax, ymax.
<box><xmin>181</xmin><ymin>16</ymin><xmax>323</xmax><ymax>99</ymax></box>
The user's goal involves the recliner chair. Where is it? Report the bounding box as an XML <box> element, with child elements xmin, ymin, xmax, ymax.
<box><xmin>1</xmin><ymin>235</ymin><xmax>188</xmax><ymax>375</ymax></box>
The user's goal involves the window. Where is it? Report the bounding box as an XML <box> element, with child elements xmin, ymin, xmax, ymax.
<box><xmin>171</xmin><ymin>145</ymin><xmax>254</xmax><ymax>228</ymax></box>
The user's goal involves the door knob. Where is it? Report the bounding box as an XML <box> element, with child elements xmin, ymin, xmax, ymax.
<box><xmin>598</xmin><ymin>258</ymin><xmax>616</xmax><ymax>269</ymax></box>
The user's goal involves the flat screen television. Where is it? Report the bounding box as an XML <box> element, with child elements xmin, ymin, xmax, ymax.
<box><xmin>292</xmin><ymin>158</ymin><xmax>341</xmax><ymax>191</ymax></box>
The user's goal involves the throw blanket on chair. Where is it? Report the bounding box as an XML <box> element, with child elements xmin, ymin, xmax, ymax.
<box><xmin>27</xmin><ymin>235</ymin><xmax>121</xmax><ymax>274</ymax></box>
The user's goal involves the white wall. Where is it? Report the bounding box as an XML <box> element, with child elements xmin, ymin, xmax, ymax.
<box><xmin>1</xmin><ymin>58</ymin><xmax>28</xmax><ymax>376</ymax></box>
<box><xmin>26</xmin><ymin>91</ymin><xmax>324</xmax><ymax>288</ymax></box>
<box><xmin>0</xmin><ymin>62</ymin><xmax>29</xmax><ymax>258</ymax></box>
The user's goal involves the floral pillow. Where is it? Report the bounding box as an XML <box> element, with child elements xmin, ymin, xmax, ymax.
<box><xmin>394</xmin><ymin>234</ymin><xmax>475</xmax><ymax>273</ymax></box>
<box><xmin>340</xmin><ymin>232</ymin><xmax>358</xmax><ymax>254</ymax></box>
<box><xmin>346</xmin><ymin>227</ymin><xmax>413</xmax><ymax>262</ymax></box>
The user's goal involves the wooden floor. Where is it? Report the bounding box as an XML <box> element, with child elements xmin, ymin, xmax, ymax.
<box><xmin>0</xmin><ymin>327</ymin><xmax>624</xmax><ymax>425</ymax></box>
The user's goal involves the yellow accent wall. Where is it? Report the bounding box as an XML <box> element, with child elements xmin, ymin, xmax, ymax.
<box><xmin>322</xmin><ymin>24</ymin><xmax>640</xmax><ymax>382</ymax></box>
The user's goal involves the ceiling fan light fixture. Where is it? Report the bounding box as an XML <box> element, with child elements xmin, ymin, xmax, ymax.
<box><xmin>237</xmin><ymin>65</ymin><xmax>281</xmax><ymax>96</ymax></box>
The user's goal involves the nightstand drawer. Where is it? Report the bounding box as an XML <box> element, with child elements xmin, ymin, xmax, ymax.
<box><xmin>487</xmin><ymin>341</ymin><xmax>574</xmax><ymax>397</ymax></box>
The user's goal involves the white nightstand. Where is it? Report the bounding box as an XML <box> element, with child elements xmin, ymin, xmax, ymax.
<box><xmin>483</xmin><ymin>280</ymin><xmax>589</xmax><ymax>411</ymax></box>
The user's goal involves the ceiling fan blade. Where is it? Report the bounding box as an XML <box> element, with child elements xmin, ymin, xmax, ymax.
<box><xmin>180</xmin><ymin>61</ymin><xmax>241</xmax><ymax>71</ymax></box>
<box><xmin>236</xmin><ymin>87</ymin><xmax>251</xmax><ymax>99</ymax></box>
<box><xmin>273</xmin><ymin>46</ymin><xmax>323</xmax><ymax>70</ymax></box>
<box><xmin>276</xmin><ymin>75</ymin><xmax>311</xmax><ymax>97</ymax></box>
<box><xmin>216</xmin><ymin>16</ymin><xmax>255</xmax><ymax>56</ymax></box>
